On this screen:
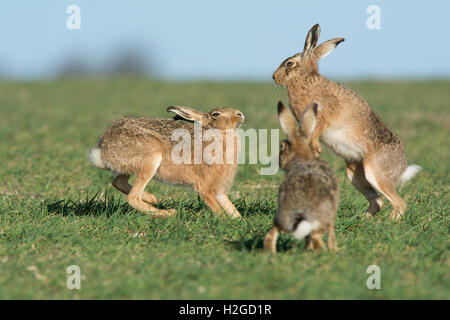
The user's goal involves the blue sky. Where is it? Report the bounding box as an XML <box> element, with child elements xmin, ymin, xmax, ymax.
<box><xmin>1</xmin><ymin>0</ymin><xmax>449</xmax><ymax>80</ymax></box>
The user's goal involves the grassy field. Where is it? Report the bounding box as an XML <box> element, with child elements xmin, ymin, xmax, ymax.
<box><xmin>0</xmin><ymin>78</ymin><xmax>448</xmax><ymax>299</ymax></box>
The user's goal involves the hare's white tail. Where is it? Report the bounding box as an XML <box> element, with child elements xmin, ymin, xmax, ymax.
<box><xmin>292</xmin><ymin>220</ymin><xmax>319</xmax><ymax>240</ymax></box>
<box><xmin>399</xmin><ymin>164</ymin><xmax>422</xmax><ymax>184</ymax></box>
<box><xmin>88</xmin><ymin>147</ymin><xmax>106</xmax><ymax>169</ymax></box>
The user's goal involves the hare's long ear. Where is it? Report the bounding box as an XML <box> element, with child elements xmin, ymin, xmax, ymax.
<box><xmin>278</xmin><ymin>101</ymin><xmax>298</xmax><ymax>142</ymax></box>
<box><xmin>303</xmin><ymin>24</ymin><xmax>321</xmax><ymax>55</ymax></box>
<box><xmin>167</xmin><ymin>106</ymin><xmax>204</xmax><ymax>124</ymax></box>
<box><xmin>300</xmin><ymin>102</ymin><xmax>321</xmax><ymax>140</ymax></box>
<box><xmin>314</xmin><ymin>38</ymin><xmax>344</xmax><ymax>59</ymax></box>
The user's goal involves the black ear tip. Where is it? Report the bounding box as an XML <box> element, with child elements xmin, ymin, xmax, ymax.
<box><xmin>277</xmin><ymin>101</ymin><xmax>285</xmax><ymax>113</ymax></box>
<box><xmin>167</xmin><ymin>106</ymin><xmax>182</xmax><ymax>113</ymax></box>
<box><xmin>305</xmin><ymin>102</ymin><xmax>319</xmax><ymax>116</ymax></box>
<box><xmin>312</xmin><ymin>103</ymin><xmax>318</xmax><ymax>116</ymax></box>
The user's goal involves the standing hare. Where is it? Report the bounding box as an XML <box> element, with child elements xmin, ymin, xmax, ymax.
<box><xmin>88</xmin><ymin>106</ymin><xmax>244</xmax><ymax>218</ymax></box>
<box><xmin>264</xmin><ymin>101</ymin><xmax>339</xmax><ymax>254</ymax></box>
<box><xmin>272</xmin><ymin>24</ymin><xmax>421</xmax><ymax>220</ymax></box>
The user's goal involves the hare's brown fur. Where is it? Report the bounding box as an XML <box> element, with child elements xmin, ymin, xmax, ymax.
<box><xmin>264</xmin><ymin>102</ymin><xmax>339</xmax><ymax>254</ymax></box>
<box><xmin>89</xmin><ymin>107</ymin><xmax>244</xmax><ymax>218</ymax></box>
<box><xmin>273</xmin><ymin>24</ymin><xmax>420</xmax><ymax>220</ymax></box>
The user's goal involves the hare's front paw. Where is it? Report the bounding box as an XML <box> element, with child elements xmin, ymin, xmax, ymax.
<box><xmin>310</xmin><ymin>141</ymin><xmax>322</xmax><ymax>158</ymax></box>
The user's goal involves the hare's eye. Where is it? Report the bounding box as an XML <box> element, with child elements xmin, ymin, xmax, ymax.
<box><xmin>280</xmin><ymin>141</ymin><xmax>290</xmax><ymax>151</ymax></box>
<box><xmin>212</xmin><ymin>112</ymin><xmax>221</xmax><ymax>117</ymax></box>
<box><xmin>286</xmin><ymin>61</ymin><xmax>295</xmax><ymax>67</ymax></box>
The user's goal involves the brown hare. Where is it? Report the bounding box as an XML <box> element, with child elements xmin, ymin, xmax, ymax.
<box><xmin>264</xmin><ymin>101</ymin><xmax>339</xmax><ymax>254</ymax></box>
<box><xmin>88</xmin><ymin>106</ymin><xmax>244</xmax><ymax>218</ymax></box>
<box><xmin>272</xmin><ymin>24</ymin><xmax>421</xmax><ymax>220</ymax></box>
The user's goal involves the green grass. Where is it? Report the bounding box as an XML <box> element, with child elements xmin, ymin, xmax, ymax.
<box><xmin>0</xmin><ymin>78</ymin><xmax>448</xmax><ymax>299</ymax></box>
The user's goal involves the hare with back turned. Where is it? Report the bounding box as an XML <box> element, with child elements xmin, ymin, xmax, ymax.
<box><xmin>88</xmin><ymin>106</ymin><xmax>244</xmax><ymax>218</ymax></box>
<box><xmin>264</xmin><ymin>101</ymin><xmax>339</xmax><ymax>254</ymax></box>
<box><xmin>273</xmin><ymin>24</ymin><xmax>421</xmax><ymax>220</ymax></box>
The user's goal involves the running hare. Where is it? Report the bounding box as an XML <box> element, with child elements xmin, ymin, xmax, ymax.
<box><xmin>88</xmin><ymin>106</ymin><xmax>244</xmax><ymax>218</ymax></box>
<box><xmin>272</xmin><ymin>24</ymin><xmax>421</xmax><ymax>220</ymax></box>
<box><xmin>264</xmin><ymin>101</ymin><xmax>339</xmax><ymax>254</ymax></box>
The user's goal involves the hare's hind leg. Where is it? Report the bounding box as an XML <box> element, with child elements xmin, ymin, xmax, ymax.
<box><xmin>327</xmin><ymin>222</ymin><xmax>338</xmax><ymax>252</ymax></box>
<box><xmin>127</xmin><ymin>153</ymin><xmax>175</xmax><ymax>217</ymax></box>
<box><xmin>112</xmin><ymin>174</ymin><xmax>158</xmax><ymax>204</ymax></box>
<box><xmin>346</xmin><ymin>162</ymin><xmax>383</xmax><ymax>216</ymax></box>
<box><xmin>363</xmin><ymin>157</ymin><xmax>406</xmax><ymax>221</ymax></box>
<box><xmin>306</xmin><ymin>231</ymin><xmax>326</xmax><ymax>251</ymax></box>
<box><xmin>264</xmin><ymin>226</ymin><xmax>279</xmax><ymax>254</ymax></box>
